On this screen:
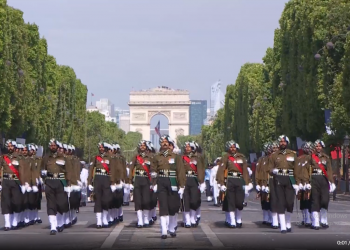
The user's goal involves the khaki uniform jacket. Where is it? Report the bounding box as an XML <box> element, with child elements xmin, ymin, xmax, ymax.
<box><xmin>1</xmin><ymin>153</ymin><xmax>28</xmax><ymax>186</ymax></box>
<box><xmin>216</xmin><ymin>152</ymin><xmax>250</xmax><ymax>186</ymax></box>
<box><xmin>309</xmin><ymin>152</ymin><xmax>334</xmax><ymax>183</ymax></box>
<box><xmin>255</xmin><ymin>155</ymin><xmax>269</xmax><ymax>186</ymax></box>
<box><xmin>88</xmin><ymin>153</ymin><xmax>114</xmax><ymax>185</ymax></box>
<box><xmin>41</xmin><ymin>152</ymin><xmax>74</xmax><ymax>186</ymax></box>
<box><xmin>111</xmin><ymin>153</ymin><xmax>126</xmax><ymax>185</ymax></box>
<box><xmin>129</xmin><ymin>152</ymin><xmax>152</xmax><ymax>183</ymax></box>
<box><xmin>151</xmin><ymin>150</ymin><xmax>186</xmax><ymax>188</ymax></box>
<box><xmin>22</xmin><ymin>156</ymin><xmax>36</xmax><ymax>186</ymax></box>
<box><xmin>266</xmin><ymin>149</ymin><xmax>298</xmax><ymax>184</ymax></box>
<box><xmin>181</xmin><ymin>153</ymin><xmax>205</xmax><ymax>184</ymax></box>
<box><xmin>296</xmin><ymin>154</ymin><xmax>311</xmax><ymax>185</ymax></box>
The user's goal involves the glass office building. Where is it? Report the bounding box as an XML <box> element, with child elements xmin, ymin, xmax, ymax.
<box><xmin>189</xmin><ymin>100</ymin><xmax>207</xmax><ymax>135</ymax></box>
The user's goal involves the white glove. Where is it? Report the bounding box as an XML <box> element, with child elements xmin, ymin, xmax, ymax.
<box><xmin>26</xmin><ymin>186</ymin><xmax>32</xmax><ymax>192</ymax></box>
<box><xmin>21</xmin><ymin>185</ymin><xmax>26</xmax><ymax>194</ymax></box>
<box><xmin>115</xmin><ymin>183</ymin><xmax>123</xmax><ymax>190</ymax></box>
<box><xmin>292</xmin><ymin>184</ymin><xmax>299</xmax><ymax>195</ymax></box>
<box><xmin>0</xmin><ymin>185</ymin><xmax>2</xmax><ymax>192</ymax></box>
<box><xmin>32</xmin><ymin>186</ymin><xmax>39</xmax><ymax>193</ymax></box>
<box><xmin>64</xmin><ymin>186</ymin><xmax>71</xmax><ymax>193</ymax></box>
<box><xmin>151</xmin><ymin>172</ymin><xmax>157</xmax><ymax>178</ymax></box>
<box><xmin>305</xmin><ymin>183</ymin><xmax>311</xmax><ymax>190</ymax></box>
<box><xmin>152</xmin><ymin>184</ymin><xmax>157</xmax><ymax>193</ymax></box>
<box><xmin>261</xmin><ymin>185</ymin><xmax>266</xmax><ymax>191</ymax></box>
<box><xmin>88</xmin><ymin>185</ymin><xmax>94</xmax><ymax>191</ymax></box>
<box><xmin>256</xmin><ymin>185</ymin><xmax>261</xmax><ymax>191</ymax></box>
<box><xmin>110</xmin><ymin>185</ymin><xmax>117</xmax><ymax>192</ymax></box>
<box><xmin>220</xmin><ymin>185</ymin><xmax>227</xmax><ymax>192</ymax></box>
<box><xmin>129</xmin><ymin>184</ymin><xmax>134</xmax><ymax>191</ymax></box>
<box><xmin>41</xmin><ymin>170</ymin><xmax>47</xmax><ymax>176</ymax></box>
<box><xmin>178</xmin><ymin>187</ymin><xmax>184</xmax><ymax>199</ymax></box>
<box><xmin>246</xmin><ymin>183</ymin><xmax>253</xmax><ymax>191</ymax></box>
<box><xmin>247</xmin><ymin>167</ymin><xmax>252</xmax><ymax>176</ymax></box>
<box><xmin>217</xmin><ymin>184</ymin><xmax>221</xmax><ymax>189</ymax></box>
<box><xmin>265</xmin><ymin>186</ymin><xmax>270</xmax><ymax>193</ymax></box>
<box><xmin>272</xmin><ymin>168</ymin><xmax>278</xmax><ymax>174</ymax></box>
<box><xmin>199</xmin><ymin>182</ymin><xmax>206</xmax><ymax>193</ymax></box>
<box><xmin>71</xmin><ymin>185</ymin><xmax>81</xmax><ymax>192</ymax></box>
<box><xmin>298</xmin><ymin>183</ymin><xmax>304</xmax><ymax>190</ymax></box>
<box><xmin>330</xmin><ymin>182</ymin><xmax>336</xmax><ymax>192</ymax></box>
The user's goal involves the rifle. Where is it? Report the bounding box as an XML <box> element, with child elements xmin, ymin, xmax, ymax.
<box><xmin>219</xmin><ymin>168</ymin><xmax>228</xmax><ymax>202</ymax></box>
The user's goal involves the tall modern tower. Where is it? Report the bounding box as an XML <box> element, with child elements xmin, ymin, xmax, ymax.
<box><xmin>210</xmin><ymin>80</ymin><xmax>225</xmax><ymax>117</ymax></box>
<box><xmin>189</xmin><ymin>100</ymin><xmax>207</xmax><ymax>135</ymax></box>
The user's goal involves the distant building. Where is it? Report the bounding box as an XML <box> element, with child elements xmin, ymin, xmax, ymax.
<box><xmin>119</xmin><ymin>113</ymin><xmax>130</xmax><ymax>133</ymax></box>
<box><xmin>115</xmin><ymin>108</ymin><xmax>130</xmax><ymax>127</ymax></box>
<box><xmin>189</xmin><ymin>100</ymin><xmax>207</xmax><ymax>135</ymax></box>
<box><xmin>210</xmin><ymin>80</ymin><xmax>225</xmax><ymax>117</ymax></box>
<box><xmin>87</xmin><ymin>98</ymin><xmax>117</xmax><ymax>124</ymax></box>
<box><xmin>96</xmin><ymin>98</ymin><xmax>115</xmax><ymax>117</ymax></box>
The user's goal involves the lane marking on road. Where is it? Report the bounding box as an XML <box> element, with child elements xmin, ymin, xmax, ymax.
<box><xmin>100</xmin><ymin>225</ymin><xmax>124</xmax><ymax>249</ymax></box>
<box><xmin>75</xmin><ymin>221</ymin><xmax>88</xmax><ymax>225</ymax></box>
<box><xmin>200</xmin><ymin>223</ymin><xmax>224</xmax><ymax>247</ymax></box>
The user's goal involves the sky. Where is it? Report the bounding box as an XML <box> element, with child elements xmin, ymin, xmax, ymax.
<box><xmin>8</xmin><ymin>0</ymin><xmax>289</xmax><ymax>109</ymax></box>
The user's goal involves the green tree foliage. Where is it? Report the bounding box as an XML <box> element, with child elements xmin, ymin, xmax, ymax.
<box><xmin>207</xmin><ymin>0</ymin><xmax>350</xmax><ymax>155</ymax></box>
<box><xmin>200</xmin><ymin>108</ymin><xmax>225</xmax><ymax>163</ymax></box>
<box><xmin>0</xmin><ymin>1</ymin><xmax>87</xmax><ymax>150</ymax></box>
<box><xmin>84</xmin><ymin>111</ymin><xmax>142</xmax><ymax>161</ymax></box>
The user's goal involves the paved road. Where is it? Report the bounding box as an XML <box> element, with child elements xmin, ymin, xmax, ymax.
<box><xmin>1</xmin><ymin>192</ymin><xmax>350</xmax><ymax>250</ymax></box>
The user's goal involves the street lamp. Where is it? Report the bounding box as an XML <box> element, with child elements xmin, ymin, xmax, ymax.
<box><xmin>344</xmin><ymin>134</ymin><xmax>349</xmax><ymax>194</ymax></box>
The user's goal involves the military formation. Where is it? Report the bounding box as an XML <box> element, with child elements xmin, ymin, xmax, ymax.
<box><xmin>0</xmin><ymin>134</ymin><xmax>336</xmax><ymax>238</ymax></box>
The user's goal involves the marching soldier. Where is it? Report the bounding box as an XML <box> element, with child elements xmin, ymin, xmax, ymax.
<box><xmin>129</xmin><ymin>140</ymin><xmax>153</xmax><ymax>227</ymax></box>
<box><xmin>267</xmin><ymin>135</ymin><xmax>299</xmax><ymax>233</ymax></box>
<box><xmin>296</xmin><ymin>142</ymin><xmax>312</xmax><ymax>227</ymax></box>
<box><xmin>1</xmin><ymin>140</ymin><xmax>26</xmax><ymax>231</ymax></box>
<box><xmin>31</xmin><ymin>144</ymin><xmax>43</xmax><ymax>224</ymax></box>
<box><xmin>146</xmin><ymin>141</ymin><xmax>157</xmax><ymax>224</ymax></box>
<box><xmin>88</xmin><ymin>142</ymin><xmax>121</xmax><ymax>228</ymax></box>
<box><xmin>150</xmin><ymin>135</ymin><xmax>186</xmax><ymax>239</ymax></box>
<box><xmin>111</xmin><ymin>143</ymin><xmax>126</xmax><ymax>223</ymax></box>
<box><xmin>255</xmin><ymin>142</ymin><xmax>271</xmax><ymax>225</ymax></box>
<box><xmin>193</xmin><ymin>141</ymin><xmax>205</xmax><ymax>225</ymax></box>
<box><xmin>123</xmin><ymin>160</ymin><xmax>131</xmax><ymax>206</ymax></box>
<box><xmin>66</xmin><ymin>144</ymin><xmax>81</xmax><ymax>225</ymax></box>
<box><xmin>181</xmin><ymin>141</ymin><xmax>205</xmax><ymax>228</ymax></box>
<box><xmin>40</xmin><ymin>139</ymin><xmax>73</xmax><ymax>235</ymax></box>
<box><xmin>217</xmin><ymin>140</ymin><xmax>253</xmax><ymax>228</ymax></box>
<box><xmin>308</xmin><ymin>140</ymin><xmax>336</xmax><ymax>229</ymax></box>
<box><xmin>21</xmin><ymin>144</ymin><xmax>37</xmax><ymax>227</ymax></box>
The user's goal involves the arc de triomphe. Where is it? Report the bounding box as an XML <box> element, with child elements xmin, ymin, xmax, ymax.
<box><xmin>128</xmin><ymin>86</ymin><xmax>190</xmax><ymax>142</ymax></box>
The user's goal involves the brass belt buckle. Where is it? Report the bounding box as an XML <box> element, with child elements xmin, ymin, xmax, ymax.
<box><xmin>317</xmin><ymin>169</ymin><xmax>322</xmax><ymax>174</ymax></box>
<box><xmin>53</xmin><ymin>173</ymin><xmax>58</xmax><ymax>178</ymax></box>
<box><xmin>233</xmin><ymin>172</ymin><xmax>237</xmax><ymax>176</ymax></box>
<box><xmin>282</xmin><ymin>169</ymin><xmax>287</xmax><ymax>174</ymax></box>
<box><xmin>101</xmin><ymin>169</ymin><xmax>106</xmax><ymax>173</ymax></box>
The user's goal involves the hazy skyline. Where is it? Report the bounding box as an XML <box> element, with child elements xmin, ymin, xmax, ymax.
<box><xmin>8</xmin><ymin>0</ymin><xmax>289</xmax><ymax>111</ymax></box>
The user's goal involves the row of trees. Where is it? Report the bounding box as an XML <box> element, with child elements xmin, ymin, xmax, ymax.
<box><xmin>0</xmin><ymin>1</ymin><xmax>142</xmax><ymax>161</ymax></box>
<box><xmin>178</xmin><ymin>0</ymin><xmax>350</xmax><ymax>162</ymax></box>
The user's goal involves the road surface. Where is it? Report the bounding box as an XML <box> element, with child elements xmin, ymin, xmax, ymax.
<box><xmin>1</xmin><ymin>191</ymin><xmax>350</xmax><ymax>250</ymax></box>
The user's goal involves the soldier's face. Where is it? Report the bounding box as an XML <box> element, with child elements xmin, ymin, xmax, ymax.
<box><xmin>140</xmin><ymin>143</ymin><xmax>146</xmax><ymax>152</ymax></box>
<box><xmin>279</xmin><ymin>139</ymin><xmax>287</xmax><ymax>149</ymax></box>
<box><xmin>315</xmin><ymin>143</ymin><xmax>322</xmax><ymax>153</ymax></box>
<box><xmin>185</xmin><ymin>144</ymin><xmax>192</xmax><ymax>154</ymax></box>
<box><xmin>229</xmin><ymin>145</ymin><xmax>237</xmax><ymax>154</ymax></box>
<box><xmin>98</xmin><ymin>145</ymin><xmax>105</xmax><ymax>154</ymax></box>
<box><xmin>169</xmin><ymin>144</ymin><xmax>174</xmax><ymax>150</ymax></box>
<box><xmin>7</xmin><ymin>143</ymin><xmax>14</xmax><ymax>153</ymax></box>
<box><xmin>29</xmin><ymin>149</ymin><xmax>34</xmax><ymax>156</ymax></box>
<box><xmin>161</xmin><ymin>139</ymin><xmax>169</xmax><ymax>149</ymax></box>
<box><xmin>22</xmin><ymin>148</ymin><xmax>28</xmax><ymax>156</ymax></box>
<box><xmin>50</xmin><ymin>143</ymin><xmax>58</xmax><ymax>152</ymax></box>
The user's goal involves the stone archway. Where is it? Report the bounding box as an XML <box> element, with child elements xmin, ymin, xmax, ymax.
<box><xmin>129</xmin><ymin>86</ymin><xmax>190</xmax><ymax>142</ymax></box>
